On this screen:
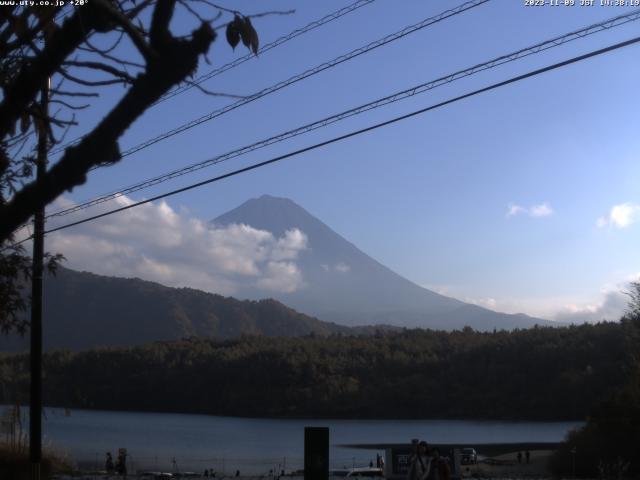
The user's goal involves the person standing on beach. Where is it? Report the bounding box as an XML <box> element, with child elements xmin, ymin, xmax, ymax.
<box><xmin>105</xmin><ymin>452</ymin><xmax>114</xmax><ymax>473</ymax></box>
<box><xmin>430</xmin><ymin>449</ymin><xmax>450</xmax><ymax>480</ymax></box>
<box><xmin>525</xmin><ymin>450</ymin><xmax>530</xmax><ymax>464</ymax></box>
<box><xmin>517</xmin><ymin>451</ymin><xmax>522</xmax><ymax>464</ymax></box>
<box><xmin>116</xmin><ymin>450</ymin><xmax>127</xmax><ymax>478</ymax></box>
<box><xmin>407</xmin><ymin>441</ymin><xmax>432</xmax><ymax>480</ymax></box>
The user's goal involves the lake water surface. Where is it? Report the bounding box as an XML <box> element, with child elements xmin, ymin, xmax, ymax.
<box><xmin>5</xmin><ymin>406</ymin><xmax>583</xmax><ymax>474</ymax></box>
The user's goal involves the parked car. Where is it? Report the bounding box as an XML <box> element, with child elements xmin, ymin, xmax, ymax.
<box><xmin>461</xmin><ymin>448</ymin><xmax>477</xmax><ymax>465</ymax></box>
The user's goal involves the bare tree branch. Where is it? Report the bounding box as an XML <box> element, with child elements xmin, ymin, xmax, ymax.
<box><xmin>50</xmin><ymin>99</ymin><xmax>90</xmax><ymax>110</ymax></box>
<box><xmin>207</xmin><ymin>2</ymin><xmax>239</xmax><ymax>15</ymax></box>
<box><xmin>79</xmin><ymin>32</ymin><xmax>145</xmax><ymax>68</ymax></box>
<box><xmin>123</xmin><ymin>0</ymin><xmax>155</xmax><ymax>21</ymax></box>
<box><xmin>184</xmin><ymin>79</ymin><xmax>248</xmax><ymax>99</ymax></box>
<box><xmin>50</xmin><ymin>89</ymin><xmax>99</xmax><ymax>98</ymax></box>
<box><xmin>81</xmin><ymin>30</ymin><xmax>126</xmax><ymax>55</ymax></box>
<box><xmin>246</xmin><ymin>9</ymin><xmax>296</xmax><ymax>19</ymax></box>
<box><xmin>0</xmin><ymin>6</ymin><xmax>104</xmax><ymax>139</ymax></box>
<box><xmin>62</xmin><ymin>60</ymin><xmax>136</xmax><ymax>83</ymax></box>
<box><xmin>0</xmin><ymin>15</ymin><xmax>217</xmax><ymax>241</ymax></box>
<box><xmin>92</xmin><ymin>0</ymin><xmax>155</xmax><ymax>63</ymax></box>
<box><xmin>58</xmin><ymin>68</ymin><xmax>130</xmax><ymax>87</ymax></box>
<box><xmin>178</xmin><ymin>0</ymin><xmax>222</xmax><ymax>25</ymax></box>
<box><xmin>150</xmin><ymin>0</ymin><xmax>176</xmax><ymax>49</ymax></box>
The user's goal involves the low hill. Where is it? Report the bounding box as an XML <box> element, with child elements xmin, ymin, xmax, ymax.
<box><xmin>0</xmin><ymin>267</ymin><xmax>350</xmax><ymax>352</ymax></box>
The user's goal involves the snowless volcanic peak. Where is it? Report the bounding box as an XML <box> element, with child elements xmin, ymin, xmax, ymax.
<box><xmin>212</xmin><ymin>195</ymin><xmax>552</xmax><ymax>331</ymax></box>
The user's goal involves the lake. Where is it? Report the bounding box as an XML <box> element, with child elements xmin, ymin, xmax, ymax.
<box><xmin>3</xmin><ymin>406</ymin><xmax>582</xmax><ymax>474</ymax></box>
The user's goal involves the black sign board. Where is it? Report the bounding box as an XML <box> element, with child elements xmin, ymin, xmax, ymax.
<box><xmin>391</xmin><ymin>447</ymin><xmax>414</xmax><ymax>476</ymax></box>
<box><xmin>304</xmin><ymin>427</ymin><xmax>329</xmax><ymax>480</ymax></box>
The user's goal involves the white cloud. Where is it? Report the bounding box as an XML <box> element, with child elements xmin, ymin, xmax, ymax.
<box><xmin>597</xmin><ymin>202</ymin><xmax>640</xmax><ymax>229</ymax></box>
<box><xmin>626</xmin><ymin>272</ymin><xmax>640</xmax><ymax>282</ymax></box>
<box><xmin>44</xmin><ymin>196</ymin><xmax>308</xmax><ymax>296</ymax></box>
<box><xmin>421</xmin><ymin>284</ymin><xmax>551</xmax><ymax>318</ymax></box>
<box><xmin>506</xmin><ymin>202</ymin><xmax>553</xmax><ymax>218</ymax></box>
<box><xmin>421</xmin><ymin>279</ymin><xmax>634</xmax><ymax>323</ymax></box>
<box><xmin>506</xmin><ymin>204</ymin><xmax>526</xmax><ymax>217</ymax></box>
<box><xmin>334</xmin><ymin>262</ymin><xmax>351</xmax><ymax>273</ymax></box>
<box><xmin>256</xmin><ymin>261</ymin><xmax>303</xmax><ymax>293</ymax></box>
<box><xmin>554</xmin><ymin>289</ymin><xmax>628</xmax><ymax>323</ymax></box>
<box><xmin>320</xmin><ymin>262</ymin><xmax>351</xmax><ymax>274</ymax></box>
<box><xmin>467</xmin><ymin>297</ymin><xmax>497</xmax><ymax>309</ymax></box>
<box><xmin>530</xmin><ymin>203</ymin><xmax>553</xmax><ymax>217</ymax></box>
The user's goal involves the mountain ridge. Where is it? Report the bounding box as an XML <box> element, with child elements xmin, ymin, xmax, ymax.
<box><xmin>0</xmin><ymin>266</ymin><xmax>353</xmax><ymax>352</ymax></box>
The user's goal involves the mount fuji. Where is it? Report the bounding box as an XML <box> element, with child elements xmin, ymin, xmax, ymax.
<box><xmin>213</xmin><ymin>195</ymin><xmax>553</xmax><ymax>330</ymax></box>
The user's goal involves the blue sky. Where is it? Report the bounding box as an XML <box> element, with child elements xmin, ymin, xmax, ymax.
<box><xmin>42</xmin><ymin>0</ymin><xmax>640</xmax><ymax>321</ymax></box>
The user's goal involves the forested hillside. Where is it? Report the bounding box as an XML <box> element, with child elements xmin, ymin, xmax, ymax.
<box><xmin>1</xmin><ymin>320</ymin><xmax>637</xmax><ymax>420</ymax></box>
<box><xmin>0</xmin><ymin>267</ymin><xmax>351</xmax><ymax>352</ymax></box>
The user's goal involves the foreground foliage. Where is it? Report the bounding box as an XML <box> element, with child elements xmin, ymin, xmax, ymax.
<box><xmin>549</xmin><ymin>314</ymin><xmax>640</xmax><ymax>478</ymax></box>
<box><xmin>0</xmin><ymin>0</ymin><xmax>270</xmax><ymax>333</ymax></box>
<box><xmin>0</xmin><ymin>441</ymin><xmax>72</xmax><ymax>480</ymax></box>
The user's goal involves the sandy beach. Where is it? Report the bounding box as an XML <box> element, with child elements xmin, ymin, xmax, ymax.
<box><xmin>459</xmin><ymin>449</ymin><xmax>553</xmax><ymax>478</ymax></box>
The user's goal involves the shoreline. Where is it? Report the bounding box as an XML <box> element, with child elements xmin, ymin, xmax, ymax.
<box><xmin>3</xmin><ymin>404</ymin><xmax>587</xmax><ymax>423</ymax></box>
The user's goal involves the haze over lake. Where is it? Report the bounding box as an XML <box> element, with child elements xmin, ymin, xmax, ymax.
<box><xmin>22</xmin><ymin>406</ymin><xmax>583</xmax><ymax>473</ymax></box>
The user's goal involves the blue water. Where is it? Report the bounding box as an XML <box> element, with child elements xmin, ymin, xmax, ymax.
<box><xmin>4</xmin><ymin>406</ymin><xmax>582</xmax><ymax>474</ymax></box>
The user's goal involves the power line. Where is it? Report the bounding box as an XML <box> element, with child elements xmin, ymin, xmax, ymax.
<box><xmin>51</xmin><ymin>0</ymin><xmax>489</xmax><ymax>160</ymax></box>
<box><xmin>39</xmin><ymin>34</ymin><xmax>640</xmax><ymax>238</ymax></box>
<box><xmin>120</xmin><ymin>0</ymin><xmax>488</xmax><ymax>158</ymax></box>
<box><xmin>49</xmin><ymin>0</ymin><xmax>377</xmax><ymax>155</ymax></box>
<box><xmin>159</xmin><ymin>0</ymin><xmax>376</xmax><ymax>103</ymax></box>
<box><xmin>46</xmin><ymin>8</ymin><xmax>640</xmax><ymax>219</ymax></box>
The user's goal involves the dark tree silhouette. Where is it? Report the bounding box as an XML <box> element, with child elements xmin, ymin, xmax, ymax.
<box><xmin>0</xmin><ymin>0</ymin><xmax>275</xmax><ymax>332</ymax></box>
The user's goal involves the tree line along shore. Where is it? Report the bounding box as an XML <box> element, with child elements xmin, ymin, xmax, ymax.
<box><xmin>0</xmin><ymin>319</ymin><xmax>637</xmax><ymax>420</ymax></box>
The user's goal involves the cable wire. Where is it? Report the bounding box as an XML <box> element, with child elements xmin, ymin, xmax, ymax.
<box><xmin>50</xmin><ymin>0</ymin><xmax>489</xmax><ymax>158</ymax></box>
<box><xmin>160</xmin><ymin>0</ymin><xmax>377</xmax><ymax>103</ymax></box>
<box><xmin>38</xmin><ymin>34</ymin><xmax>640</xmax><ymax>238</ymax></box>
<box><xmin>48</xmin><ymin>0</ymin><xmax>375</xmax><ymax>155</ymax></box>
<box><xmin>46</xmin><ymin>8</ymin><xmax>640</xmax><ymax>219</ymax></box>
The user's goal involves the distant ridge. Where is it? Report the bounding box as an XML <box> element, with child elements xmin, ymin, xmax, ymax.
<box><xmin>0</xmin><ymin>267</ymin><xmax>351</xmax><ymax>352</ymax></box>
<box><xmin>213</xmin><ymin>195</ymin><xmax>555</xmax><ymax>330</ymax></box>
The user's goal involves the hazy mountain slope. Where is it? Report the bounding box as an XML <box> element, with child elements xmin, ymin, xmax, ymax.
<box><xmin>0</xmin><ymin>267</ymin><xmax>350</xmax><ymax>352</ymax></box>
<box><xmin>213</xmin><ymin>195</ymin><xmax>553</xmax><ymax>330</ymax></box>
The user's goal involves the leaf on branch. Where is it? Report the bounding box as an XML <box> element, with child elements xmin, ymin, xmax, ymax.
<box><xmin>248</xmin><ymin>20</ymin><xmax>259</xmax><ymax>55</ymax></box>
<box><xmin>226</xmin><ymin>15</ymin><xmax>258</xmax><ymax>55</ymax></box>
<box><xmin>225</xmin><ymin>15</ymin><xmax>241</xmax><ymax>49</ymax></box>
<box><xmin>239</xmin><ymin>17</ymin><xmax>258</xmax><ymax>55</ymax></box>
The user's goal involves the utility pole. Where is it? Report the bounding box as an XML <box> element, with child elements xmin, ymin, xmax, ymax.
<box><xmin>30</xmin><ymin>75</ymin><xmax>49</xmax><ymax>480</ymax></box>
